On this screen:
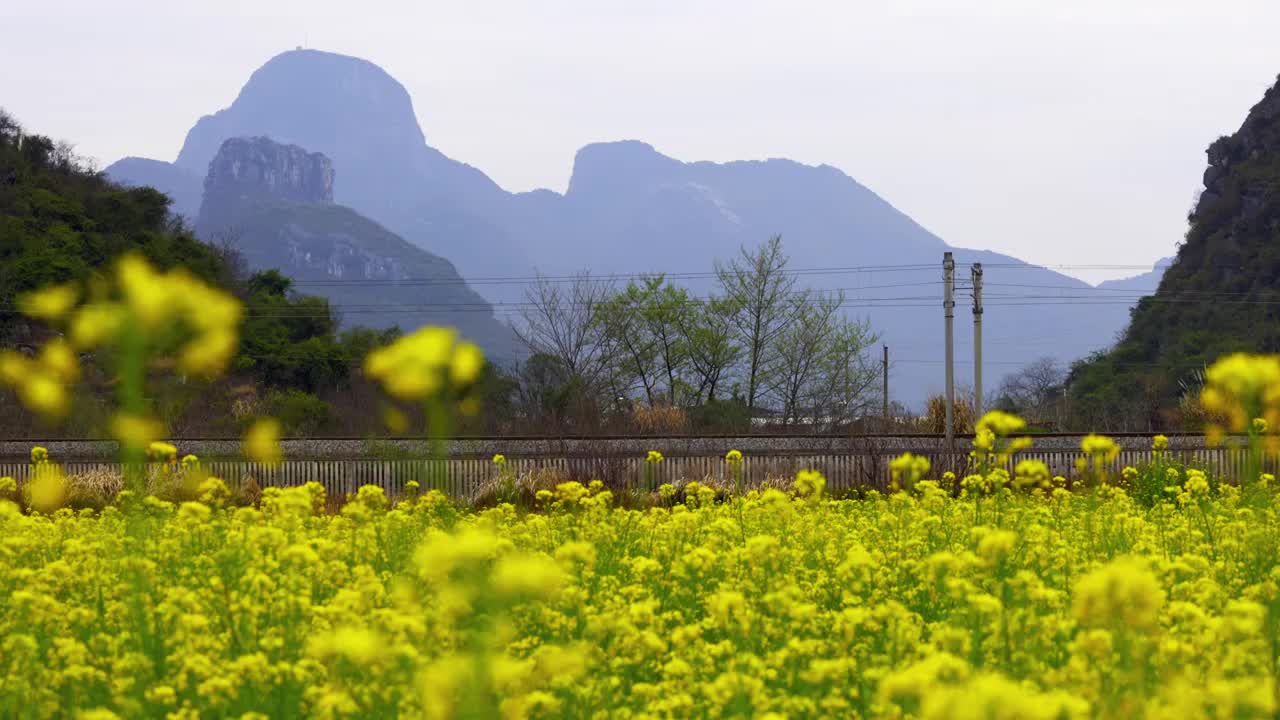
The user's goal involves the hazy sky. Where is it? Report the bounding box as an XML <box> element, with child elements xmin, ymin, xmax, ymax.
<box><xmin>7</xmin><ymin>0</ymin><xmax>1279</xmax><ymax>283</ymax></box>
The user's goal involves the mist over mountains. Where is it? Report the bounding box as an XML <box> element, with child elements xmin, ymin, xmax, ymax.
<box><xmin>193</xmin><ymin>136</ymin><xmax>515</xmax><ymax>353</ymax></box>
<box><xmin>105</xmin><ymin>48</ymin><xmax>1168</xmax><ymax>407</ymax></box>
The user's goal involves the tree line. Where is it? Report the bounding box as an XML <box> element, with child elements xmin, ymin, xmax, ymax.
<box><xmin>508</xmin><ymin>236</ymin><xmax>883</xmax><ymax>433</ymax></box>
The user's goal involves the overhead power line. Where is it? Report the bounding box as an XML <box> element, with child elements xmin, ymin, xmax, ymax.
<box><xmin>280</xmin><ymin>263</ymin><xmax>941</xmax><ymax>288</ymax></box>
<box><xmin>276</xmin><ymin>262</ymin><xmax>1161</xmax><ymax>288</ymax></box>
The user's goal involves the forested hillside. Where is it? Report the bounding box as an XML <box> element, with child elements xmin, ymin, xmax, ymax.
<box><xmin>1068</xmin><ymin>75</ymin><xmax>1280</xmax><ymax>429</ymax></box>
<box><xmin>0</xmin><ymin>111</ymin><xmax>231</xmax><ymax>341</ymax></box>
<box><xmin>0</xmin><ymin>110</ymin><xmax>424</xmax><ymax>437</ymax></box>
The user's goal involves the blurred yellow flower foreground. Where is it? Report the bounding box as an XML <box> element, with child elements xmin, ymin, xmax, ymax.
<box><xmin>3</xmin><ymin>475</ymin><xmax>1280</xmax><ymax>719</ymax></box>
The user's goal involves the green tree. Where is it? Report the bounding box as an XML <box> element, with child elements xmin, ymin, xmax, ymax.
<box><xmin>813</xmin><ymin>313</ymin><xmax>881</xmax><ymax>424</ymax></box>
<box><xmin>598</xmin><ymin>279</ymin><xmax>661</xmax><ymax>404</ymax></box>
<box><xmin>767</xmin><ymin>291</ymin><xmax>834</xmax><ymax>424</ymax></box>
<box><xmin>237</xmin><ymin>270</ymin><xmax>348</xmax><ymax>392</ymax></box>
<box><xmin>598</xmin><ymin>274</ymin><xmax>695</xmax><ymax>406</ymax></box>
<box><xmin>716</xmin><ymin>235</ymin><xmax>798</xmax><ymax>412</ymax></box>
<box><xmin>680</xmin><ymin>296</ymin><xmax>740</xmax><ymax>404</ymax></box>
<box><xmin>515</xmin><ymin>352</ymin><xmax>585</xmax><ymax>426</ymax></box>
<box><xmin>269</xmin><ymin>389</ymin><xmax>335</xmax><ymax>435</ymax></box>
<box><xmin>640</xmin><ymin>277</ymin><xmax>693</xmax><ymax>406</ymax></box>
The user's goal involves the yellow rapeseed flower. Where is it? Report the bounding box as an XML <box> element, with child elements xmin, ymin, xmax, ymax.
<box><xmin>27</xmin><ymin>464</ymin><xmax>67</xmax><ymax>514</ymax></box>
<box><xmin>1073</xmin><ymin>557</ymin><xmax>1165</xmax><ymax>632</ymax></box>
<box><xmin>975</xmin><ymin>410</ymin><xmax>1026</xmax><ymax>437</ymax></box>
<box><xmin>68</xmin><ymin>302</ymin><xmax>125</xmax><ymax>350</ymax></box>
<box><xmin>492</xmin><ymin>552</ymin><xmax>565</xmax><ymax>599</ymax></box>
<box><xmin>180</xmin><ymin>277</ymin><xmax>243</xmax><ymax>332</ymax></box>
<box><xmin>1200</xmin><ymin>353</ymin><xmax>1280</xmax><ymax>433</ymax></box>
<box><xmin>17</xmin><ymin>283</ymin><xmax>79</xmax><ymax>322</ymax></box>
<box><xmin>38</xmin><ymin>339</ymin><xmax>79</xmax><ymax>384</ymax></box>
<box><xmin>117</xmin><ymin>253</ymin><xmax>176</xmax><ymax>329</ymax></box>
<box><xmin>147</xmin><ymin>441</ymin><xmax>178</xmax><ymax>464</ymax></box>
<box><xmin>0</xmin><ymin>352</ymin><xmax>71</xmax><ymax>418</ymax></box>
<box><xmin>383</xmin><ymin>406</ymin><xmax>409</xmax><ymax>433</ymax></box>
<box><xmin>1080</xmin><ymin>434</ymin><xmax>1120</xmax><ymax>462</ymax></box>
<box><xmin>244</xmin><ymin>418</ymin><xmax>284</xmax><ymax>467</ymax></box>
<box><xmin>450</xmin><ymin>341</ymin><xmax>485</xmax><ymax>385</ymax></box>
<box><xmin>794</xmin><ymin>469</ymin><xmax>826</xmax><ymax>498</ymax></box>
<box><xmin>976</xmin><ymin>529</ymin><xmax>1018</xmax><ymax>564</ymax></box>
<box><xmin>18</xmin><ymin>372</ymin><xmax>68</xmax><ymax>418</ymax></box>
<box><xmin>1013</xmin><ymin>459</ymin><xmax>1050</xmax><ymax>489</ymax></box>
<box><xmin>111</xmin><ymin>413</ymin><xmax>164</xmax><ymax>451</ymax></box>
<box><xmin>364</xmin><ymin>326</ymin><xmax>463</xmax><ymax>401</ymax></box>
<box><xmin>308</xmin><ymin>627</ymin><xmax>388</xmax><ymax>665</ymax></box>
<box><xmin>0</xmin><ymin>352</ymin><xmax>27</xmax><ymax>386</ymax></box>
<box><xmin>554</xmin><ymin>481</ymin><xmax>588</xmax><ymax>503</ymax></box>
<box><xmin>178</xmin><ymin>326</ymin><xmax>238</xmax><ymax>377</ymax></box>
<box><xmin>890</xmin><ymin>452</ymin><xmax>931</xmax><ymax>490</ymax></box>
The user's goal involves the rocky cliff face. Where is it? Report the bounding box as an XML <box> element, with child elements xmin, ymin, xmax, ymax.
<box><xmin>202</xmin><ymin>137</ymin><xmax>334</xmax><ymax>209</ymax></box>
<box><xmin>1069</xmin><ymin>75</ymin><xmax>1280</xmax><ymax>427</ymax></box>
<box><xmin>195</xmin><ymin>136</ymin><xmax>515</xmax><ymax>357</ymax></box>
<box><xmin>1192</xmin><ymin>83</ymin><xmax>1280</xmax><ymax>224</ymax></box>
<box><xmin>173</xmin><ymin>49</ymin><xmax>527</xmax><ymax>282</ymax></box>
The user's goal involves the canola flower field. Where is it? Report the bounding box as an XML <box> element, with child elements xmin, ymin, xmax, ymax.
<box><xmin>7</xmin><ymin>255</ymin><xmax>1280</xmax><ymax>717</ymax></box>
<box><xmin>4</xmin><ymin>450</ymin><xmax>1280</xmax><ymax>719</ymax></box>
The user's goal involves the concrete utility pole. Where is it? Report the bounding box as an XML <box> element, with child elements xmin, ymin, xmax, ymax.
<box><xmin>882</xmin><ymin>344</ymin><xmax>889</xmax><ymax>430</ymax></box>
<box><xmin>943</xmin><ymin>252</ymin><xmax>956</xmax><ymax>448</ymax></box>
<box><xmin>972</xmin><ymin>263</ymin><xmax>984</xmax><ymax>418</ymax></box>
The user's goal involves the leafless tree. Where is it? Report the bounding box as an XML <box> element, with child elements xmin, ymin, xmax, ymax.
<box><xmin>767</xmin><ymin>291</ymin><xmax>880</xmax><ymax>426</ymax></box>
<box><xmin>204</xmin><ymin>226</ymin><xmax>251</xmax><ymax>288</ymax></box>
<box><xmin>513</xmin><ymin>271</ymin><xmax>614</xmax><ymax>392</ymax></box>
<box><xmin>997</xmin><ymin>356</ymin><xmax>1067</xmax><ymax>424</ymax></box>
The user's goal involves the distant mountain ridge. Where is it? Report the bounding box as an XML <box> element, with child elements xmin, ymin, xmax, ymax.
<box><xmin>1095</xmin><ymin>257</ymin><xmax>1175</xmax><ymax>293</ymax></box>
<box><xmin>194</xmin><ymin>136</ymin><xmax>515</xmax><ymax>356</ymax></box>
<box><xmin>168</xmin><ymin>49</ymin><xmax>528</xmax><ymax>281</ymax></box>
<box><xmin>105</xmin><ymin>157</ymin><xmax>202</xmax><ymax>221</ymax></box>
<box><xmin>105</xmin><ymin>47</ymin><xmax>1157</xmax><ymax>406</ymax></box>
<box><xmin>545</xmin><ymin>140</ymin><xmax>948</xmax><ymax>274</ymax></box>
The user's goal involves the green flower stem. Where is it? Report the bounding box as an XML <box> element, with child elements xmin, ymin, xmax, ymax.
<box><xmin>118</xmin><ymin>316</ymin><xmax>147</xmax><ymax>493</ymax></box>
<box><xmin>425</xmin><ymin>396</ymin><xmax>451</xmax><ymax>491</ymax></box>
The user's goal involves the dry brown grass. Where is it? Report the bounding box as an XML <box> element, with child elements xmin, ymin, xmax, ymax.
<box><xmin>924</xmin><ymin>394</ymin><xmax>976</xmax><ymax>434</ymax></box>
<box><xmin>35</xmin><ymin>465</ymin><xmax>263</xmax><ymax>510</ymax></box>
<box><xmin>631</xmin><ymin>404</ymin><xmax>689</xmax><ymax>434</ymax></box>
<box><xmin>468</xmin><ymin>467</ymin><xmax>571</xmax><ymax>509</ymax></box>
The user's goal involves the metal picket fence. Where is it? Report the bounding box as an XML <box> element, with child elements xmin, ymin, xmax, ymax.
<box><xmin>0</xmin><ymin>445</ymin><xmax>1269</xmax><ymax>501</ymax></box>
